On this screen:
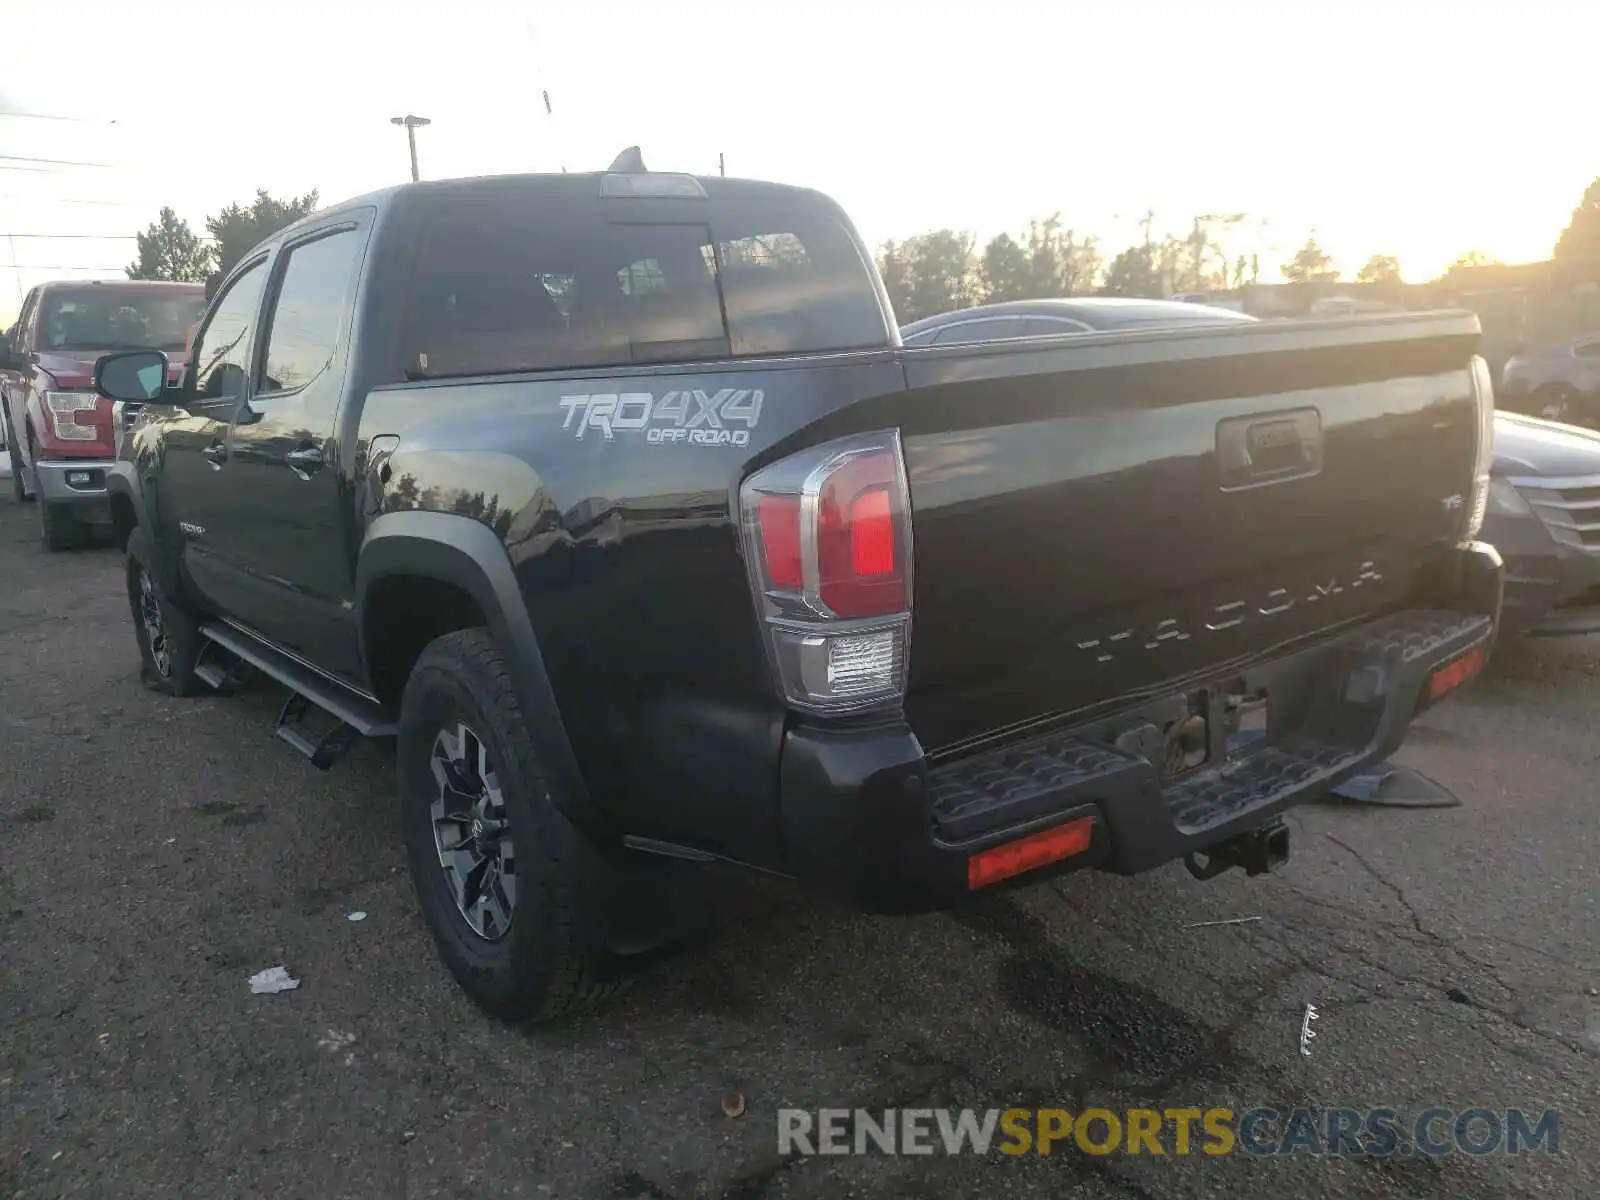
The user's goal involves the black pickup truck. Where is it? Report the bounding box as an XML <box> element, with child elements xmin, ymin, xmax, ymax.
<box><xmin>93</xmin><ymin>161</ymin><xmax>1503</xmax><ymax>1020</ymax></box>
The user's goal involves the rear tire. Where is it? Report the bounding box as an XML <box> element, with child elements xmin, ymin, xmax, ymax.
<box><xmin>399</xmin><ymin>628</ymin><xmax>625</xmax><ymax>1022</ymax></box>
<box><xmin>126</xmin><ymin>527</ymin><xmax>206</xmax><ymax>695</ymax></box>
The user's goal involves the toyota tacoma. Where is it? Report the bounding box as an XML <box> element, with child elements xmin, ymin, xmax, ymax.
<box><xmin>92</xmin><ymin>158</ymin><xmax>1503</xmax><ymax>1021</ymax></box>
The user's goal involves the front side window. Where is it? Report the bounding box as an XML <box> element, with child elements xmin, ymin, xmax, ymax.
<box><xmin>260</xmin><ymin>229</ymin><xmax>362</xmax><ymax>394</ymax></box>
<box><xmin>11</xmin><ymin>290</ymin><xmax>39</xmax><ymax>351</ymax></box>
<box><xmin>192</xmin><ymin>259</ymin><xmax>268</xmax><ymax>403</ymax></box>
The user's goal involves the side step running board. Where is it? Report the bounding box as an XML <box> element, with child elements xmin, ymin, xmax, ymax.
<box><xmin>193</xmin><ymin>637</ymin><xmax>255</xmax><ymax>695</ymax></box>
<box><xmin>198</xmin><ymin>622</ymin><xmax>397</xmax><ymax>769</ymax></box>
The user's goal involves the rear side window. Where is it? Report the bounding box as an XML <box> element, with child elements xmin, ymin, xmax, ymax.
<box><xmin>260</xmin><ymin>228</ymin><xmax>364</xmax><ymax>394</ymax></box>
<box><xmin>1026</xmin><ymin>317</ymin><xmax>1091</xmax><ymax>336</ymax></box>
<box><xmin>932</xmin><ymin>318</ymin><xmax>1027</xmax><ymax>344</ymax></box>
<box><xmin>401</xmin><ymin>184</ymin><xmax>887</xmax><ymax>378</ymax></box>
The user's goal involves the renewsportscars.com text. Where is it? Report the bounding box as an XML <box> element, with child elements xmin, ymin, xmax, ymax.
<box><xmin>777</xmin><ymin>1107</ymin><xmax>1561</xmax><ymax>1158</ymax></box>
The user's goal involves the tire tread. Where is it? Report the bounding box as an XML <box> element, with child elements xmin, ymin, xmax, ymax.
<box><xmin>402</xmin><ymin>628</ymin><xmax>624</xmax><ymax>1022</ymax></box>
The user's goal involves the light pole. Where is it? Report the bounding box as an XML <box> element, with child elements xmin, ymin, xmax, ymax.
<box><xmin>389</xmin><ymin>115</ymin><xmax>431</xmax><ymax>182</ymax></box>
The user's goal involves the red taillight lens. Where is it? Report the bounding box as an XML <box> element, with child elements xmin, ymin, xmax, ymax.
<box><xmin>738</xmin><ymin>430</ymin><xmax>914</xmax><ymax>716</ymax></box>
<box><xmin>758</xmin><ymin>494</ymin><xmax>803</xmax><ymax>589</ymax></box>
<box><xmin>817</xmin><ymin>450</ymin><xmax>905</xmax><ymax>618</ymax></box>
<box><xmin>851</xmin><ymin>488</ymin><xmax>894</xmax><ymax>576</ymax></box>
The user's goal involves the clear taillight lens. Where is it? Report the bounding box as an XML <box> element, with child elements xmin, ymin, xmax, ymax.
<box><xmin>739</xmin><ymin>429</ymin><xmax>914</xmax><ymax>716</ymax></box>
<box><xmin>1465</xmin><ymin>356</ymin><xmax>1495</xmax><ymax>540</ymax></box>
<box><xmin>45</xmin><ymin>390</ymin><xmax>99</xmax><ymax>442</ymax></box>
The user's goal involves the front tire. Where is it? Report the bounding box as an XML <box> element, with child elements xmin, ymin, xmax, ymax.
<box><xmin>29</xmin><ymin>431</ymin><xmax>84</xmax><ymax>550</ymax></box>
<box><xmin>1533</xmin><ymin>385</ymin><xmax>1582</xmax><ymax>425</ymax></box>
<box><xmin>39</xmin><ymin>499</ymin><xmax>84</xmax><ymax>552</ymax></box>
<box><xmin>399</xmin><ymin>628</ymin><xmax>624</xmax><ymax>1022</ymax></box>
<box><xmin>126</xmin><ymin>527</ymin><xmax>206</xmax><ymax>695</ymax></box>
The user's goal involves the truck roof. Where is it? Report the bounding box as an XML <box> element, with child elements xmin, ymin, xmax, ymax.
<box><xmin>276</xmin><ymin>171</ymin><xmax>828</xmax><ymax>242</ymax></box>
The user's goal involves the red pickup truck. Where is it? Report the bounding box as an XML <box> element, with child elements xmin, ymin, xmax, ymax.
<box><xmin>2</xmin><ymin>279</ymin><xmax>203</xmax><ymax>549</ymax></box>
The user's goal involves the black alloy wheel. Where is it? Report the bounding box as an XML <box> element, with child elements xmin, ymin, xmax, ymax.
<box><xmin>136</xmin><ymin>565</ymin><xmax>172</xmax><ymax>678</ymax></box>
<box><xmin>429</xmin><ymin>720</ymin><xmax>518</xmax><ymax>941</ymax></box>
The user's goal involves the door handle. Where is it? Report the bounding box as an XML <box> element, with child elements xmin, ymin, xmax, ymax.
<box><xmin>284</xmin><ymin>445</ymin><xmax>325</xmax><ymax>479</ymax></box>
<box><xmin>202</xmin><ymin>441</ymin><xmax>227</xmax><ymax>468</ymax></box>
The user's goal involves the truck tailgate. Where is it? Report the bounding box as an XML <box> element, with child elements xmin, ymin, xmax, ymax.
<box><xmin>894</xmin><ymin>313</ymin><xmax>1484</xmax><ymax>754</ymax></box>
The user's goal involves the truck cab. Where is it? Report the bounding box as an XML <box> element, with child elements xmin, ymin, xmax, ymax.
<box><xmin>0</xmin><ymin>279</ymin><xmax>203</xmax><ymax>549</ymax></box>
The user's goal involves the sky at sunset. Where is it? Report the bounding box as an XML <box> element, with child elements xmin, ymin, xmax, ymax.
<box><xmin>1</xmin><ymin>0</ymin><xmax>1593</xmax><ymax>324</ymax></box>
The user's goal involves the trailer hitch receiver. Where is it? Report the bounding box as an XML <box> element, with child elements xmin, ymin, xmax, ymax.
<box><xmin>1184</xmin><ymin>820</ymin><xmax>1290</xmax><ymax>881</ymax></box>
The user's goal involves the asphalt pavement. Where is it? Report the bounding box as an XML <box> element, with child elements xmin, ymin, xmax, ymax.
<box><xmin>1</xmin><ymin>490</ymin><xmax>1594</xmax><ymax>1199</ymax></box>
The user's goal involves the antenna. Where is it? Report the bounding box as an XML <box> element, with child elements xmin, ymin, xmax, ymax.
<box><xmin>527</xmin><ymin>20</ymin><xmax>565</xmax><ymax>172</ymax></box>
<box><xmin>608</xmin><ymin>146</ymin><xmax>647</xmax><ymax>173</ymax></box>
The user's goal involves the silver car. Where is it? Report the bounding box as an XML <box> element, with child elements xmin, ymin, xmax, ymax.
<box><xmin>1499</xmin><ymin>334</ymin><xmax>1600</xmax><ymax>426</ymax></box>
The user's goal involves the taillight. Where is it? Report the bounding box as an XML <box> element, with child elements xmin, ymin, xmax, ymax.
<box><xmin>1465</xmin><ymin>356</ymin><xmax>1495</xmax><ymax>540</ymax></box>
<box><xmin>739</xmin><ymin>430</ymin><xmax>914</xmax><ymax>716</ymax></box>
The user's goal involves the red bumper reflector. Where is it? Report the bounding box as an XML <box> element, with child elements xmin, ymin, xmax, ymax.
<box><xmin>1428</xmin><ymin>645</ymin><xmax>1486</xmax><ymax>702</ymax></box>
<box><xmin>967</xmin><ymin>817</ymin><xmax>1094</xmax><ymax>891</ymax></box>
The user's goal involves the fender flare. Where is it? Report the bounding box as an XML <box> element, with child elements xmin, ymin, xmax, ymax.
<box><xmin>106</xmin><ymin>463</ymin><xmax>149</xmax><ymax>537</ymax></box>
<box><xmin>356</xmin><ymin>510</ymin><xmax>604</xmax><ymax>839</ymax></box>
<box><xmin>104</xmin><ymin>460</ymin><xmax>185</xmax><ymax>589</ymax></box>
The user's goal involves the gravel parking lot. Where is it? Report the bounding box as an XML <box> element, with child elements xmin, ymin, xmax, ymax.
<box><xmin>1</xmin><ymin>490</ymin><xmax>1595</xmax><ymax>1199</ymax></box>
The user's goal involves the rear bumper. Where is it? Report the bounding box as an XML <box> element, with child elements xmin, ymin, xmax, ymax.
<box><xmin>33</xmin><ymin>456</ymin><xmax>114</xmax><ymax>518</ymax></box>
<box><xmin>778</xmin><ymin>542</ymin><xmax>1503</xmax><ymax>912</ymax></box>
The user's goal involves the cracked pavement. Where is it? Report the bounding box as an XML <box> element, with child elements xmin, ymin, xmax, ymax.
<box><xmin>0</xmin><ymin>491</ymin><xmax>1595</xmax><ymax>1198</ymax></box>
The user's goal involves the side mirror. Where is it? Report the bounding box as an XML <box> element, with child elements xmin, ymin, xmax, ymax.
<box><xmin>94</xmin><ymin>349</ymin><xmax>171</xmax><ymax>403</ymax></box>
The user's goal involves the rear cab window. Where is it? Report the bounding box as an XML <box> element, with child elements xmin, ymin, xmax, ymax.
<box><xmin>399</xmin><ymin>178</ymin><xmax>890</xmax><ymax>379</ymax></box>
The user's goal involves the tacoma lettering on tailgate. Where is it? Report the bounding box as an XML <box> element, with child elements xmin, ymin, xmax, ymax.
<box><xmin>1076</xmin><ymin>560</ymin><xmax>1384</xmax><ymax>664</ymax></box>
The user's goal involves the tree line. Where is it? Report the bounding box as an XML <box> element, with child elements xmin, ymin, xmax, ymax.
<box><xmin>126</xmin><ymin>190</ymin><xmax>320</xmax><ymax>283</ymax></box>
<box><xmin>877</xmin><ymin>176</ymin><xmax>1600</xmax><ymax>323</ymax></box>
<box><xmin>126</xmin><ymin>175</ymin><xmax>1600</xmax><ymax>329</ymax></box>
<box><xmin>877</xmin><ymin>218</ymin><xmax>1483</xmax><ymax>324</ymax></box>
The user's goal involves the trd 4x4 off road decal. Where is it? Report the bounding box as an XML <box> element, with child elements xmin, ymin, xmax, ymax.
<box><xmin>560</xmin><ymin>389</ymin><xmax>764</xmax><ymax>446</ymax></box>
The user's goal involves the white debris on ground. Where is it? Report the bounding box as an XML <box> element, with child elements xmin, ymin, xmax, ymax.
<box><xmin>347</xmin><ymin>911</ymin><xmax>367</xmax><ymax>922</ymax></box>
<box><xmin>317</xmin><ymin>1030</ymin><xmax>357</xmax><ymax>1052</ymax></box>
<box><xmin>249</xmin><ymin>966</ymin><xmax>300</xmax><ymax>995</ymax></box>
<box><xmin>1300</xmin><ymin>1002</ymin><xmax>1321</xmax><ymax>1056</ymax></box>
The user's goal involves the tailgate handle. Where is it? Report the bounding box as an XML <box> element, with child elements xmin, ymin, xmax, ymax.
<box><xmin>1216</xmin><ymin>407</ymin><xmax>1323</xmax><ymax>490</ymax></box>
